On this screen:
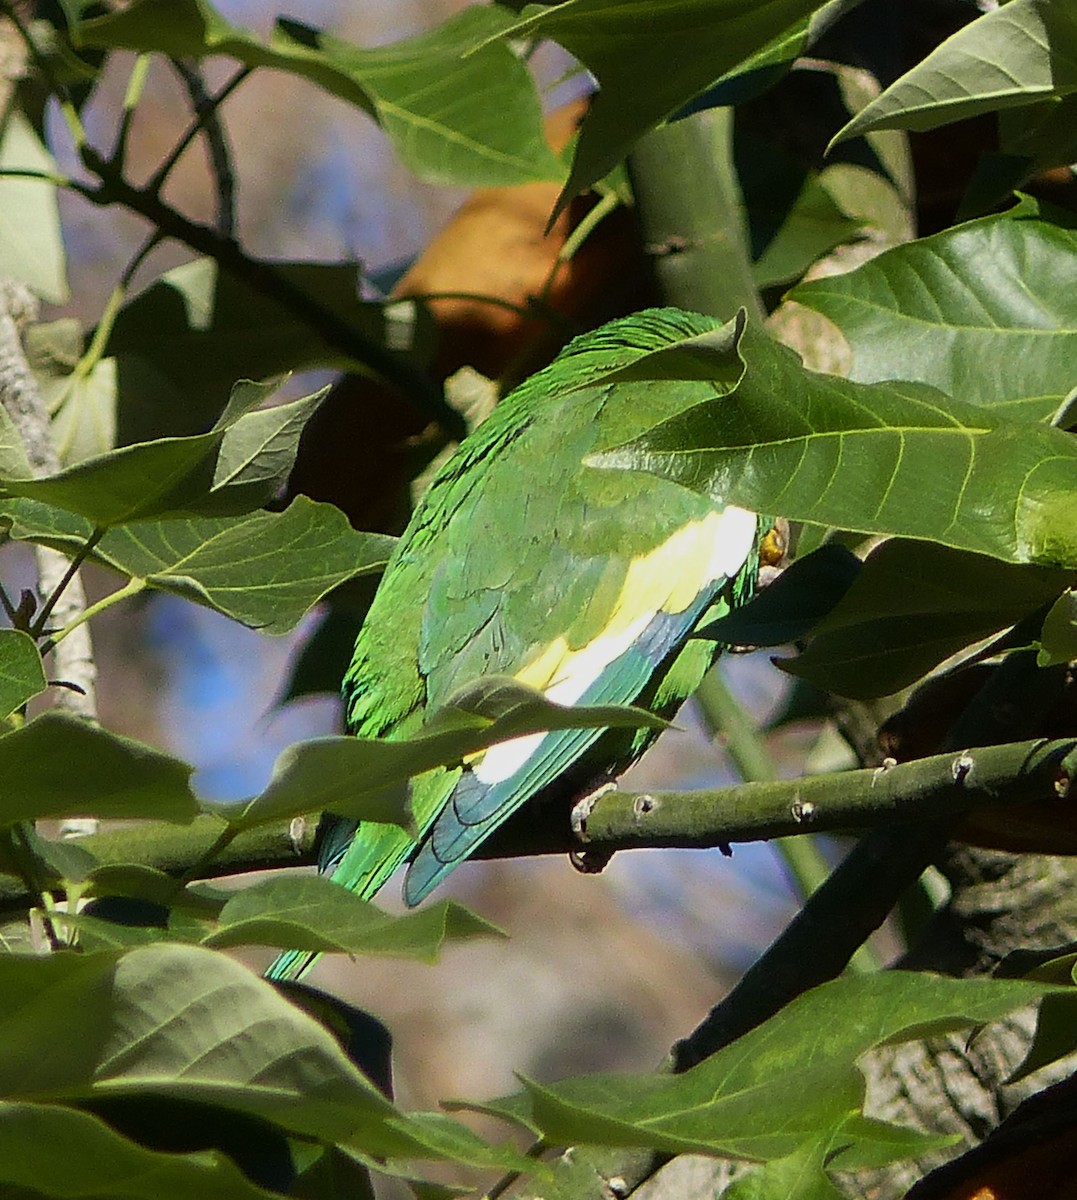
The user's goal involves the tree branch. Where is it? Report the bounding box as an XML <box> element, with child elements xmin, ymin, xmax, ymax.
<box><xmin>0</xmin><ymin>736</ymin><xmax>1071</xmax><ymax>911</ymax></box>
<box><xmin>0</xmin><ymin>280</ymin><xmax>97</xmax><ymax>720</ymax></box>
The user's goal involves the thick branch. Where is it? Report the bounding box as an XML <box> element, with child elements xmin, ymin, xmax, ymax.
<box><xmin>0</xmin><ymin>737</ymin><xmax>1071</xmax><ymax>911</ymax></box>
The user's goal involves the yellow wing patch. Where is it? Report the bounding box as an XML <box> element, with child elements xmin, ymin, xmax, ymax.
<box><xmin>471</xmin><ymin>506</ymin><xmax>758</xmax><ymax>786</ymax></box>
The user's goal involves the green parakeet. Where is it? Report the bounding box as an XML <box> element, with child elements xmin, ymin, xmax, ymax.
<box><xmin>268</xmin><ymin>308</ymin><xmax>766</xmax><ymax>981</ymax></box>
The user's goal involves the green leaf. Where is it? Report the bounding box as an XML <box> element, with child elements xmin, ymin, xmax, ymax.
<box><xmin>29</xmin><ymin>318</ymin><xmax>118</xmax><ymax>465</ymax></box>
<box><xmin>208</xmin><ymin>383</ymin><xmax>330</xmax><ymax>512</ymax></box>
<box><xmin>723</xmin><ymin>1130</ymin><xmax>845</xmax><ymax>1200</ymax></box>
<box><xmin>84</xmin><ymin>864</ymin><xmax>227</xmax><ymax>918</ymax></box>
<box><xmin>590</xmin><ymin>321</ymin><xmax>1077</xmax><ymax>568</ymax></box>
<box><xmin>999</xmin><ymin>92</ymin><xmax>1077</xmax><ymax>178</ymax></box>
<box><xmin>0</xmin><ymin>1101</ymin><xmax>281</xmax><ymax>1200</ymax></box>
<box><xmin>0</xmin><ymin>110</ymin><xmax>68</xmax><ymax>303</ymax></box>
<box><xmin>781</xmin><ymin>540</ymin><xmax>1070</xmax><ymax>700</ymax></box>
<box><xmin>0</xmin><ymin>630</ymin><xmax>46</xmax><ymax>718</ymax></box>
<box><xmin>1038</xmin><ymin>589</ymin><xmax>1077</xmax><ymax>667</ymax></box>
<box><xmin>76</xmin><ymin>1</ymin><xmax>561</xmax><ymax>187</ymax></box>
<box><xmin>218</xmin><ymin>678</ymin><xmax>671</xmax><ymax>829</ymax></box>
<box><xmin>0</xmin><ymin>944</ymin><xmax>464</xmax><ymax>1160</ymax></box>
<box><xmin>0</xmin><ymin>711</ymin><xmax>197</xmax><ymax>824</ymax></box>
<box><xmin>476</xmin><ymin>973</ymin><xmax>1055</xmax><ymax>1161</ymax></box>
<box><xmin>751</xmin><ymin>170</ymin><xmax>863</xmax><ymax>290</ymax></box>
<box><xmin>489</xmin><ymin>0</ymin><xmax>824</xmax><ymax>207</ymax></box>
<box><xmin>203</xmin><ymin>876</ymin><xmax>501</xmax><ymax>960</ymax></box>
<box><xmin>2</xmin><ymin>496</ymin><xmax>394</xmax><ymax>633</ymax></box>
<box><xmin>1011</xmin><ymin>988</ymin><xmax>1077</xmax><ymax>1082</ymax></box>
<box><xmin>0</xmin><ymin>378</ymin><xmax>297</xmax><ymax>526</ymax></box>
<box><xmin>701</xmin><ymin>544</ymin><xmax>862</xmax><ymax>648</ymax></box>
<box><xmin>104</xmin><ymin>258</ymin><xmax>435</xmax><ymax>445</ymax></box>
<box><xmin>832</xmin><ymin>0</ymin><xmax>1077</xmax><ymax>145</ymax></box>
<box><xmin>791</xmin><ymin>201</ymin><xmax>1077</xmax><ymax>421</ymax></box>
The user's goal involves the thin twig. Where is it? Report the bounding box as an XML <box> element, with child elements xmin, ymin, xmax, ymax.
<box><xmin>162</xmin><ymin>60</ymin><xmax>248</xmax><ymax>238</ymax></box>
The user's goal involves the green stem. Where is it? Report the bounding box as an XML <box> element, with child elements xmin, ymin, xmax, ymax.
<box><xmin>627</xmin><ymin>106</ymin><xmax>763</xmax><ymax>323</ymax></box>
<box><xmin>43</xmin><ymin>576</ymin><xmax>145</xmax><ymax>651</ymax></box>
<box><xmin>69</xmin><ymin>231</ymin><xmax>164</xmax><ymax>389</ymax></box>
<box><xmin>111</xmin><ymin>54</ymin><xmax>153</xmax><ymax>165</ymax></box>
<box><xmin>557</xmin><ymin>189</ymin><xmax>619</xmax><ymax>265</ymax></box>
<box><xmin>178</xmin><ymin>823</ymin><xmax>240</xmax><ymax>886</ymax></box>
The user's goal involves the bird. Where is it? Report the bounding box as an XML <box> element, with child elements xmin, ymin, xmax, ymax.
<box><xmin>267</xmin><ymin>308</ymin><xmax>767</xmax><ymax>981</ymax></box>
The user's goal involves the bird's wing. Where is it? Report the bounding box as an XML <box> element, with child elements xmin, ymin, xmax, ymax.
<box><xmin>403</xmin><ymin>372</ymin><xmax>761</xmax><ymax>904</ymax></box>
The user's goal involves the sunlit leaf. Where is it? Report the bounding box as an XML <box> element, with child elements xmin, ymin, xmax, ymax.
<box><xmin>791</xmin><ymin>200</ymin><xmax>1077</xmax><ymax>421</ymax></box>
<box><xmin>832</xmin><ymin>0</ymin><xmax>1077</xmax><ymax>144</ymax></box>
<box><xmin>0</xmin><ymin>111</ymin><xmax>67</xmax><ymax>303</ymax></box>
<box><xmin>213</xmin><ymin>678</ymin><xmax>671</xmax><ymax>829</ymax></box>
<box><xmin>203</xmin><ymin>876</ymin><xmax>501</xmax><ymax>960</ymax></box>
<box><xmin>0</xmin><ymin>630</ymin><xmax>46</xmax><ymax>718</ymax></box>
<box><xmin>591</xmin><ymin>321</ymin><xmax>1077</xmax><ymax>569</ymax></box>
<box><xmin>2</xmin><ymin>496</ymin><xmax>394</xmax><ymax>634</ymax></box>
<box><xmin>75</xmin><ymin>0</ymin><xmax>560</xmax><ymax>187</ymax></box>
<box><xmin>474</xmin><ymin>973</ymin><xmax>1056</xmax><ymax>1160</ymax></box>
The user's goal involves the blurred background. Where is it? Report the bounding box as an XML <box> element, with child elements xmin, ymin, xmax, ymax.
<box><xmin>7</xmin><ymin>0</ymin><xmax>835</xmax><ymax>1116</ymax></box>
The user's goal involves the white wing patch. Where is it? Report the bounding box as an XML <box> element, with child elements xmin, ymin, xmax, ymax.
<box><xmin>472</xmin><ymin>505</ymin><xmax>758</xmax><ymax>786</ymax></box>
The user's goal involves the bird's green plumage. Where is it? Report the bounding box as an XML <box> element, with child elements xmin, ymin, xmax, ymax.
<box><xmin>267</xmin><ymin>309</ymin><xmax>764</xmax><ymax>981</ymax></box>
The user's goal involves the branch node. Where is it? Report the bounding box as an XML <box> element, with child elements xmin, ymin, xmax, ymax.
<box><xmin>872</xmin><ymin>756</ymin><xmax>897</xmax><ymax>787</ymax></box>
<box><xmin>951</xmin><ymin>751</ymin><xmax>975</xmax><ymax>785</ymax></box>
<box><xmin>791</xmin><ymin>797</ymin><xmax>816</xmax><ymax>824</ymax></box>
<box><xmin>632</xmin><ymin>793</ymin><xmax>658</xmax><ymax>819</ymax></box>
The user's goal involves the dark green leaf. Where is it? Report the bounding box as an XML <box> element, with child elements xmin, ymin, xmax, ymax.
<box><xmin>0</xmin><ymin>1101</ymin><xmax>280</xmax><ymax>1199</ymax></box>
<box><xmin>76</xmin><ymin>1</ymin><xmax>560</xmax><ymax>187</ymax></box>
<box><xmin>1037</xmin><ymin>590</ymin><xmax>1077</xmax><ymax>667</ymax></box>
<box><xmin>84</xmin><ymin>864</ymin><xmax>227</xmax><ymax>918</ymax></box>
<box><xmin>476</xmin><ymin>973</ymin><xmax>1055</xmax><ymax>1160</ymax></box>
<box><xmin>0</xmin><ymin>944</ymin><xmax>443</xmax><ymax>1159</ymax></box>
<box><xmin>103</xmin><ymin>258</ymin><xmax>437</xmax><ymax>446</ymax></box>
<box><xmin>1011</xmin><ymin>989</ymin><xmax>1077</xmax><ymax>1082</ymax></box>
<box><xmin>218</xmin><ymin>678</ymin><xmax>670</xmax><ymax>829</ymax></box>
<box><xmin>279</xmin><ymin>606</ymin><xmax>365</xmax><ymax>705</ymax></box>
<box><xmin>591</xmin><ymin>321</ymin><xmax>1077</xmax><ymax>568</ymax></box>
<box><xmin>490</xmin><ymin>0</ymin><xmax>825</xmax><ymax>207</ymax></box>
<box><xmin>832</xmin><ymin>0</ymin><xmax>1077</xmax><ymax>145</ymax></box>
<box><xmin>2</xmin><ymin>496</ymin><xmax>395</xmax><ymax>634</ymax></box>
<box><xmin>791</xmin><ymin>201</ymin><xmax>1077</xmax><ymax>421</ymax></box>
<box><xmin>0</xmin><ymin>630</ymin><xmax>46</xmax><ymax>717</ymax></box>
<box><xmin>0</xmin><ymin>378</ymin><xmax>286</xmax><ymax>526</ymax></box>
<box><xmin>274</xmin><ymin>981</ymin><xmax>393</xmax><ymax>1098</ymax></box>
<box><xmin>701</xmin><ymin>544</ymin><xmax>861</xmax><ymax>648</ymax></box>
<box><xmin>781</xmin><ymin>541</ymin><xmax>1070</xmax><ymax>699</ymax></box>
<box><xmin>999</xmin><ymin>92</ymin><xmax>1077</xmax><ymax>177</ymax></box>
<box><xmin>0</xmin><ymin>711</ymin><xmax>197</xmax><ymax>824</ymax></box>
<box><xmin>751</xmin><ymin>171</ymin><xmax>863</xmax><ymax>290</ymax></box>
<box><xmin>203</xmin><ymin>876</ymin><xmax>501</xmax><ymax>960</ymax></box>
